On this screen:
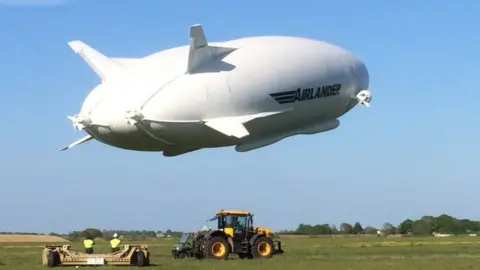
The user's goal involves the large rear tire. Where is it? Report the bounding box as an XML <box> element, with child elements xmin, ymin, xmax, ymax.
<box><xmin>250</xmin><ymin>236</ymin><xmax>274</xmax><ymax>259</ymax></box>
<box><xmin>203</xmin><ymin>236</ymin><xmax>230</xmax><ymax>260</ymax></box>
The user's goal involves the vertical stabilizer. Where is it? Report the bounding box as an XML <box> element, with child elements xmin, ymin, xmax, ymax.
<box><xmin>186</xmin><ymin>24</ymin><xmax>237</xmax><ymax>74</ymax></box>
<box><xmin>186</xmin><ymin>24</ymin><xmax>212</xmax><ymax>74</ymax></box>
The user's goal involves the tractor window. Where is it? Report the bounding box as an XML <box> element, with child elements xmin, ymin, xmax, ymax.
<box><xmin>179</xmin><ymin>233</ymin><xmax>190</xmax><ymax>244</ymax></box>
<box><xmin>218</xmin><ymin>216</ymin><xmax>224</xmax><ymax>228</ymax></box>
<box><xmin>225</xmin><ymin>215</ymin><xmax>233</xmax><ymax>226</ymax></box>
<box><xmin>219</xmin><ymin>215</ymin><xmax>234</xmax><ymax>228</ymax></box>
<box><xmin>236</xmin><ymin>216</ymin><xmax>248</xmax><ymax>228</ymax></box>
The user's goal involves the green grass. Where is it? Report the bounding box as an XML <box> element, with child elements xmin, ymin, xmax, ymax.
<box><xmin>3</xmin><ymin>236</ymin><xmax>480</xmax><ymax>269</ymax></box>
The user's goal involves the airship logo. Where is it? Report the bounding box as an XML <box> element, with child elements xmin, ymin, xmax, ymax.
<box><xmin>270</xmin><ymin>83</ymin><xmax>342</xmax><ymax>104</ymax></box>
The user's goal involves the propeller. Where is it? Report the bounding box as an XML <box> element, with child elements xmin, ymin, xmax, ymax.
<box><xmin>60</xmin><ymin>114</ymin><xmax>94</xmax><ymax>151</ymax></box>
<box><xmin>59</xmin><ymin>135</ymin><xmax>93</xmax><ymax>151</ymax></box>
<box><xmin>67</xmin><ymin>114</ymin><xmax>92</xmax><ymax>131</ymax></box>
<box><xmin>356</xmin><ymin>90</ymin><xmax>372</xmax><ymax>107</ymax></box>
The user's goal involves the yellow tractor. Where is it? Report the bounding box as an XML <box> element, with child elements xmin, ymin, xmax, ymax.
<box><xmin>172</xmin><ymin>209</ymin><xmax>283</xmax><ymax>260</ymax></box>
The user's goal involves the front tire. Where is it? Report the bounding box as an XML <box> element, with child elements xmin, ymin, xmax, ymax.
<box><xmin>250</xmin><ymin>236</ymin><xmax>274</xmax><ymax>259</ymax></box>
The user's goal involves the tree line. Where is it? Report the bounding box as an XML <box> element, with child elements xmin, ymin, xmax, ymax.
<box><xmin>3</xmin><ymin>214</ymin><xmax>480</xmax><ymax>237</ymax></box>
<box><xmin>0</xmin><ymin>229</ymin><xmax>184</xmax><ymax>241</ymax></box>
<box><xmin>66</xmin><ymin>228</ymin><xmax>184</xmax><ymax>241</ymax></box>
<box><xmin>277</xmin><ymin>214</ymin><xmax>480</xmax><ymax>236</ymax></box>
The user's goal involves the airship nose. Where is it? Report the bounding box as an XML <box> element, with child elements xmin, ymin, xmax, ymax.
<box><xmin>356</xmin><ymin>60</ymin><xmax>369</xmax><ymax>93</ymax></box>
<box><xmin>354</xmin><ymin>60</ymin><xmax>372</xmax><ymax>107</ymax></box>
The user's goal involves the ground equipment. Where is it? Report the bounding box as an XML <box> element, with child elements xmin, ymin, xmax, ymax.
<box><xmin>172</xmin><ymin>209</ymin><xmax>284</xmax><ymax>260</ymax></box>
<box><xmin>172</xmin><ymin>232</ymin><xmax>197</xmax><ymax>259</ymax></box>
<box><xmin>42</xmin><ymin>244</ymin><xmax>150</xmax><ymax>267</ymax></box>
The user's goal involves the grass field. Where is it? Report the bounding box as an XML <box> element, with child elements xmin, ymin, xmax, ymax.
<box><xmin>2</xmin><ymin>235</ymin><xmax>480</xmax><ymax>269</ymax></box>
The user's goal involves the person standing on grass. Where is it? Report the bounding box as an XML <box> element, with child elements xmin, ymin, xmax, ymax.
<box><xmin>83</xmin><ymin>236</ymin><xmax>95</xmax><ymax>254</ymax></box>
<box><xmin>110</xmin><ymin>233</ymin><xmax>121</xmax><ymax>252</ymax></box>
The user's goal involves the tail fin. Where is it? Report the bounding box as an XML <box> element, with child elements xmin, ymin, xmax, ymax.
<box><xmin>68</xmin><ymin>40</ymin><xmax>123</xmax><ymax>82</ymax></box>
<box><xmin>186</xmin><ymin>24</ymin><xmax>237</xmax><ymax>74</ymax></box>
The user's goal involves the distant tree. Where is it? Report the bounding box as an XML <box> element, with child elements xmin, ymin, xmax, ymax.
<box><xmin>83</xmin><ymin>228</ymin><xmax>102</xmax><ymax>239</ymax></box>
<box><xmin>315</xmin><ymin>224</ymin><xmax>333</xmax><ymax>235</ymax></box>
<box><xmin>382</xmin><ymin>222</ymin><xmax>395</xmax><ymax>235</ymax></box>
<box><xmin>339</xmin><ymin>223</ymin><xmax>353</xmax><ymax>234</ymax></box>
<box><xmin>363</xmin><ymin>226</ymin><xmax>378</xmax><ymax>235</ymax></box>
<box><xmin>398</xmin><ymin>219</ymin><xmax>414</xmax><ymax>234</ymax></box>
<box><xmin>432</xmin><ymin>214</ymin><xmax>461</xmax><ymax>234</ymax></box>
<box><xmin>352</xmin><ymin>222</ymin><xmax>364</xmax><ymax>234</ymax></box>
<box><xmin>330</xmin><ymin>225</ymin><xmax>339</xmax><ymax>234</ymax></box>
<box><xmin>295</xmin><ymin>224</ymin><xmax>313</xmax><ymax>235</ymax></box>
<box><xmin>412</xmin><ymin>220</ymin><xmax>433</xmax><ymax>235</ymax></box>
<box><xmin>459</xmin><ymin>219</ymin><xmax>480</xmax><ymax>233</ymax></box>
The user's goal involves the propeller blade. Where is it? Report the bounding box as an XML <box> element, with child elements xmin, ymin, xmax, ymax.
<box><xmin>59</xmin><ymin>135</ymin><xmax>93</xmax><ymax>151</ymax></box>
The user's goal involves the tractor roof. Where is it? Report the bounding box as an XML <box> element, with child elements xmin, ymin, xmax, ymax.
<box><xmin>216</xmin><ymin>209</ymin><xmax>251</xmax><ymax>216</ymax></box>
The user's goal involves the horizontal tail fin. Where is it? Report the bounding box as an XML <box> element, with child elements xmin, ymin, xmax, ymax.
<box><xmin>68</xmin><ymin>40</ymin><xmax>123</xmax><ymax>82</ymax></box>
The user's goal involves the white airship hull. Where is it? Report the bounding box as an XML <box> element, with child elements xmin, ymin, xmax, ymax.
<box><xmin>61</xmin><ymin>24</ymin><xmax>372</xmax><ymax>156</ymax></box>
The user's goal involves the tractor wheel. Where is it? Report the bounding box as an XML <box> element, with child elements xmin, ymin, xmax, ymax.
<box><xmin>194</xmin><ymin>235</ymin><xmax>206</xmax><ymax>259</ymax></box>
<box><xmin>144</xmin><ymin>251</ymin><xmax>150</xmax><ymax>266</ymax></box>
<box><xmin>46</xmin><ymin>251</ymin><xmax>57</xmax><ymax>267</ymax></box>
<box><xmin>203</xmin><ymin>236</ymin><xmax>230</xmax><ymax>260</ymax></box>
<box><xmin>178</xmin><ymin>252</ymin><xmax>187</xmax><ymax>259</ymax></box>
<box><xmin>250</xmin><ymin>236</ymin><xmax>274</xmax><ymax>259</ymax></box>
<box><xmin>136</xmin><ymin>251</ymin><xmax>146</xmax><ymax>266</ymax></box>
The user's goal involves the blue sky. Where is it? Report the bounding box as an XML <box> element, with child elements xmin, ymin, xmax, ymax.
<box><xmin>0</xmin><ymin>0</ymin><xmax>479</xmax><ymax>233</ymax></box>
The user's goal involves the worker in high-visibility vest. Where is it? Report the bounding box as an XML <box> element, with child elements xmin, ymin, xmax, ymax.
<box><xmin>83</xmin><ymin>236</ymin><xmax>95</xmax><ymax>254</ymax></box>
<box><xmin>110</xmin><ymin>233</ymin><xmax>121</xmax><ymax>252</ymax></box>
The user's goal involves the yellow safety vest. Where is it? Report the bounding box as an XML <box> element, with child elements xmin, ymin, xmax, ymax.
<box><xmin>83</xmin><ymin>239</ymin><xmax>94</xmax><ymax>248</ymax></box>
<box><xmin>110</xmin><ymin>238</ymin><xmax>121</xmax><ymax>248</ymax></box>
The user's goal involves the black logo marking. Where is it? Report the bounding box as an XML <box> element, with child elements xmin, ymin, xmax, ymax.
<box><xmin>270</xmin><ymin>84</ymin><xmax>342</xmax><ymax>104</ymax></box>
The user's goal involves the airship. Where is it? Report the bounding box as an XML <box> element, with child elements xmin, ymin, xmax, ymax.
<box><xmin>61</xmin><ymin>24</ymin><xmax>372</xmax><ymax>157</ymax></box>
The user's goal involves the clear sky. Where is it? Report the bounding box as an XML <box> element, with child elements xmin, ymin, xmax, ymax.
<box><xmin>1</xmin><ymin>0</ymin><xmax>479</xmax><ymax>234</ymax></box>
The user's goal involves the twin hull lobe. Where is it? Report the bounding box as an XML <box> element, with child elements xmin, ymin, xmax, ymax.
<box><xmin>79</xmin><ymin>72</ymin><xmax>232</xmax><ymax>151</ymax></box>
